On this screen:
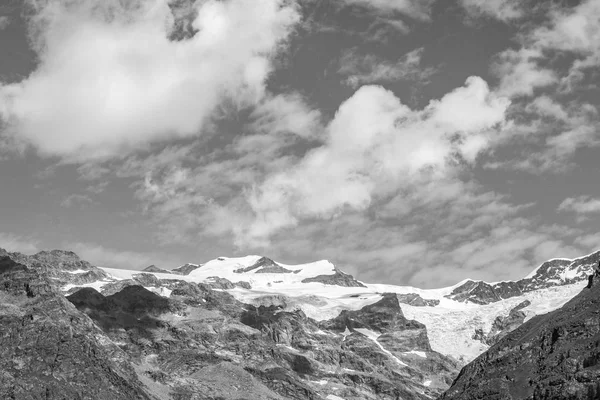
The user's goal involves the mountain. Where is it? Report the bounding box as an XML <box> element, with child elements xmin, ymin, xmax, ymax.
<box><xmin>0</xmin><ymin>246</ymin><xmax>597</xmax><ymax>399</ymax></box>
<box><xmin>441</xmin><ymin>271</ymin><xmax>600</xmax><ymax>400</ymax></box>
<box><xmin>0</xmin><ymin>256</ymin><xmax>154</xmax><ymax>399</ymax></box>
<box><xmin>143</xmin><ymin>265</ymin><xmax>172</xmax><ymax>274</ymax></box>
<box><xmin>445</xmin><ymin>252</ymin><xmax>600</xmax><ymax>305</ymax></box>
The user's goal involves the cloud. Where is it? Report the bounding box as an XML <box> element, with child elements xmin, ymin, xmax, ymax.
<box><xmin>248</xmin><ymin>93</ymin><xmax>323</xmax><ymax>139</ymax></box>
<box><xmin>0</xmin><ymin>16</ymin><xmax>10</xmax><ymax>30</ymax></box>
<box><xmin>0</xmin><ymin>232</ymin><xmax>39</xmax><ymax>254</ymax></box>
<box><xmin>558</xmin><ymin>196</ymin><xmax>600</xmax><ymax>215</ymax></box>
<box><xmin>492</xmin><ymin>49</ymin><xmax>557</xmax><ymax>98</ymax></box>
<box><xmin>240</xmin><ymin>76</ymin><xmax>509</xmax><ymax>245</ymax></box>
<box><xmin>340</xmin><ymin>0</ymin><xmax>435</xmax><ymax>20</ymax></box>
<box><xmin>338</xmin><ymin>47</ymin><xmax>436</xmax><ymax>88</ymax></box>
<box><xmin>60</xmin><ymin>193</ymin><xmax>95</xmax><ymax>208</ymax></box>
<box><xmin>460</xmin><ymin>0</ymin><xmax>524</xmax><ymax>22</ymax></box>
<box><xmin>0</xmin><ymin>0</ymin><xmax>300</xmax><ymax>161</ymax></box>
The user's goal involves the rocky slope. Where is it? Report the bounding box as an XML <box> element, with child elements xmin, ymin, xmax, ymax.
<box><xmin>1</xmin><ymin>246</ymin><xmax>598</xmax><ymax>399</ymax></box>
<box><xmin>0</xmin><ymin>256</ymin><xmax>155</xmax><ymax>400</ymax></box>
<box><xmin>442</xmin><ymin>275</ymin><xmax>600</xmax><ymax>400</ymax></box>
<box><xmin>446</xmin><ymin>252</ymin><xmax>600</xmax><ymax>305</ymax></box>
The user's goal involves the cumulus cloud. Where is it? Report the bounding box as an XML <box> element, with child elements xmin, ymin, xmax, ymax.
<box><xmin>558</xmin><ymin>196</ymin><xmax>600</xmax><ymax>215</ymax></box>
<box><xmin>241</xmin><ymin>76</ymin><xmax>509</xmax><ymax>245</ymax></box>
<box><xmin>0</xmin><ymin>0</ymin><xmax>300</xmax><ymax>161</ymax></box>
<box><xmin>493</xmin><ymin>49</ymin><xmax>557</xmax><ymax>98</ymax></box>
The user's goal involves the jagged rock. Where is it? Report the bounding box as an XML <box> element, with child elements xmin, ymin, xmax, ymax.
<box><xmin>205</xmin><ymin>276</ymin><xmax>236</xmax><ymax>289</ymax></box>
<box><xmin>442</xmin><ymin>282</ymin><xmax>600</xmax><ymax>400</ymax></box>
<box><xmin>396</xmin><ymin>293</ymin><xmax>440</xmax><ymax>307</ymax></box>
<box><xmin>132</xmin><ymin>272</ymin><xmax>162</xmax><ymax>287</ymax></box>
<box><xmin>446</xmin><ymin>252</ymin><xmax>600</xmax><ymax>305</ymax></box>
<box><xmin>235</xmin><ymin>256</ymin><xmax>279</xmax><ymax>273</ymax></box>
<box><xmin>255</xmin><ymin>265</ymin><xmax>293</xmax><ymax>274</ymax></box>
<box><xmin>471</xmin><ymin>300</ymin><xmax>532</xmax><ymax>346</ymax></box>
<box><xmin>0</xmin><ymin>257</ymin><xmax>153</xmax><ymax>399</ymax></box>
<box><xmin>236</xmin><ymin>280</ymin><xmax>252</xmax><ymax>289</ymax></box>
<box><xmin>322</xmin><ymin>293</ymin><xmax>418</xmax><ymax>333</ymax></box>
<box><xmin>171</xmin><ymin>263</ymin><xmax>201</xmax><ymax>275</ymax></box>
<box><xmin>0</xmin><ymin>248</ymin><xmax>110</xmax><ymax>288</ymax></box>
<box><xmin>301</xmin><ymin>268</ymin><xmax>366</xmax><ymax>288</ymax></box>
<box><xmin>143</xmin><ymin>265</ymin><xmax>171</xmax><ymax>274</ymax></box>
<box><xmin>485</xmin><ymin>300</ymin><xmax>531</xmax><ymax>346</ymax></box>
<box><xmin>201</xmin><ymin>276</ymin><xmax>252</xmax><ymax>291</ymax></box>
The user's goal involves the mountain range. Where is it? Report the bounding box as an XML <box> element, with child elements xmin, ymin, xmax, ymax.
<box><xmin>1</xmin><ymin>246</ymin><xmax>598</xmax><ymax>399</ymax></box>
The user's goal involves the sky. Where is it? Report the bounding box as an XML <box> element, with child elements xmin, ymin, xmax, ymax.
<box><xmin>0</xmin><ymin>0</ymin><xmax>599</xmax><ymax>288</ymax></box>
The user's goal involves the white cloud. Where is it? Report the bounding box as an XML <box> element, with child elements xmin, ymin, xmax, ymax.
<box><xmin>0</xmin><ymin>0</ymin><xmax>300</xmax><ymax>161</ymax></box>
<box><xmin>493</xmin><ymin>48</ymin><xmax>557</xmax><ymax>98</ymax></box>
<box><xmin>0</xmin><ymin>232</ymin><xmax>39</xmax><ymax>254</ymax></box>
<box><xmin>558</xmin><ymin>196</ymin><xmax>600</xmax><ymax>215</ymax></box>
<box><xmin>248</xmin><ymin>93</ymin><xmax>323</xmax><ymax>139</ymax></box>
<box><xmin>241</xmin><ymin>76</ymin><xmax>509</xmax><ymax>245</ymax></box>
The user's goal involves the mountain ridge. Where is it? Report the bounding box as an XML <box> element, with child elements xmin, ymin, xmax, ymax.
<box><xmin>0</xmin><ymin>245</ymin><xmax>598</xmax><ymax>399</ymax></box>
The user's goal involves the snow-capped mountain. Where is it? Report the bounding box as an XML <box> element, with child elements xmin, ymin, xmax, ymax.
<box><xmin>58</xmin><ymin>250</ymin><xmax>596</xmax><ymax>363</ymax></box>
<box><xmin>1</xmin><ymin>247</ymin><xmax>596</xmax><ymax>399</ymax></box>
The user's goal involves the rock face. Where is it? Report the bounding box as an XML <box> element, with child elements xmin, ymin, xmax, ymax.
<box><xmin>446</xmin><ymin>252</ymin><xmax>600</xmax><ymax>304</ymax></box>
<box><xmin>234</xmin><ymin>256</ymin><xmax>280</xmax><ymax>273</ymax></box>
<box><xmin>484</xmin><ymin>300</ymin><xmax>531</xmax><ymax>346</ymax></box>
<box><xmin>396</xmin><ymin>293</ymin><xmax>440</xmax><ymax>307</ymax></box>
<box><xmin>0</xmin><ymin>248</ymin><xmax>110</xmax><ymax>287</ymax></box>
<box><xmin>0</xmin><ymin>256</ymin><xmax>153</xmax><ymax>400</ymax></box>
<box><xmin>143</xmin><ymin>265</ymin><xmax>172</xmax><ymax>274</ymax></box>
<box><xmin>171</xmin><ymin>263</ymin><xmax>201</xmax><ymax>275</ymax></box>
<box><xmin>301</xmin><ymin>268</ymin><xmax>367</xmax><ymax>288</ymax></box>
<box><xmin>442</xmin><ymin>278</ymin><xmax>600</xmax><ymax>400</ymax></box>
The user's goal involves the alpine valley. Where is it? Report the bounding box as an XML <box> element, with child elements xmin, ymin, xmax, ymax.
<box><xmin>1</xmin><ymin>246</ymin><xmax>599</xmax><ymax>400</ymax></box>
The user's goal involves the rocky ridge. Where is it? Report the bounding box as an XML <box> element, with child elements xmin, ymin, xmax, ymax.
<box><xmin>0</xmin><ymin>249</ymin><xmax>459</xmax><ymax>399</ymax></box>
<box><xmin>446</xmin><ymin>252</ymin><xmax>600</xmax><ymax>305</ymax></box>
<box><xmin>1</xmin><ymin>246</ymin><xmax>597</xmax><ymax>399</ymax></box>
<box><xmin>0</xmin><ymin>256</ymin><xmax>154</xmax><ymax>399</ymax></box>
<box><xmin>442</xmin><ymin>273</ymin><xmax>600</xmax><ymax>400</ymax></box>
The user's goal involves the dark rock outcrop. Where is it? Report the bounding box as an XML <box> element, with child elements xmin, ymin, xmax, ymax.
<box><xmin>143</xmin><ymin>265</ymin><xmax>172</xmax><ymax>274</ymax></box>
<box><xmin>204</xmin><ymin>276</ymin><xmax>252</xmax><ymax>290</ymax></box>
<box><xmin>0</xmin><ymin>256</ymin><xmax>153</xmax><ymax>400</ymax></box>
<box><xmin>442</xmin><ymin>280</ymin><xmax>600</xmax><ymax>400</ymax></box>
<box><xmin>446</xmin><ymin>252</ymin><xmax>600</xmax><ymax>305</ymax></box>
<box><xmin>396</xmin><ymin>293</ymin><xmax>440</xmax><ymax>307</ymax></box>
<box><xmin>301</xmin><ymin>268</ymin><xmax>366</xmax><ymax>288</ymax></box>
<box><xmin>171</xmin><ymin>263</ymin><xmax>201</xmax><ymax>275</ymax></box>
<box><xmin>235</xmin><ymin>256</ymin><xmax>279</xmax><ymax>273</ymax></box>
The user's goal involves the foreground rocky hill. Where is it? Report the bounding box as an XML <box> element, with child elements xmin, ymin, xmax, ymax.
<box><xmin>442</xmin><ymin>273</ymin><xmax>600</xmax><ymax>400</ymax></box>
<box><xmin>0</xmin><ymin>256</ymin><xmax>154</xmax><ymax>399</ymax></box>
<box><xmin>0</xmin><ymin>246</ymin><xmax>598</xmax><ymax>399</ymax></box>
